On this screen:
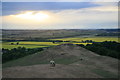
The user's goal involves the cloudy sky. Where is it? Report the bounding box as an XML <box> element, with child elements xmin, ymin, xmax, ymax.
<box><xmin>1</xmin><ymin>0</ymin><xmax>119</xmax><ymax>29</ymax></box>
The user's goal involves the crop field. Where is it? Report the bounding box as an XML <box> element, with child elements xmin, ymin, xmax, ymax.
<box><xmin>51</xmin><ymin>37</ymin><xmax>119</xmax><ymax>42</ymax></box>
<box><xmin>2</xmin><ymin>41</ymin><xmax>93</xmax><ymax>49</ymax></box>
<box><xmin>73</xmin><ymin>43</ymin><xmax>92</xmax><ymax>45</ymax></box>
<box><xmin>2</xmin><ymin>41</ymin><xmax>59</xmax><ymax>49</ymax></box>
<box><xmin>2</xmin><ymin>37</ymin><xmax>119</xmax><ymax>49</ymax></box>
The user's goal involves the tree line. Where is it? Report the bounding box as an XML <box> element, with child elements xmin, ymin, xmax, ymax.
<box><xmin>2</xmin><ymin>47</ymin><xmax>45</xmax><ymax>63</ymax></box>
<box><xmin>77</xmin><ymin>41</ymin><xmax>120</xmax><ymax>59</ymax></box>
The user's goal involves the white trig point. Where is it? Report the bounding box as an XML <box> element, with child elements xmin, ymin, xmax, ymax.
<box><xmin>50</xmin><ymin>60</ymin><xmax>55</xmax><ymax>67</ymax></box>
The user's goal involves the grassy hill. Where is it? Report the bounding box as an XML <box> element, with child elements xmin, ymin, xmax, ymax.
<box><xmin>2</xmin><ymin>44</ymin><xmax>119</xmax><ymax>78</ymax></box>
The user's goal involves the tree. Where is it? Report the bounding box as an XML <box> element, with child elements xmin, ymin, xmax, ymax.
<box><xmin>11</xmin><ymin>43</ymin><xmax>14</xmax><ymax>45</ymax></box>
<box><xmin>16</xmin><ymin>42</ymin><xmax>19</xmax><ymax>45</ymax></box>
<box><xmin>53</xmin><ymin>41</ymin><xmax>55</xmax><ymax>44</ymax></box>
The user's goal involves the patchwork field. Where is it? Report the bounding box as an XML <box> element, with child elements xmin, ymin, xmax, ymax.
<box><xmin>2</xmin><ymin>42</ymin><xmax>59</xmax><ymax>49</ymax></box>
<box><xmin>51</xmin><ymin>37</ymin><xmax>119</xmax><ymax>42</ymax></box>
<box><xmin>2</xmin><ymin>37</ymin><xmax>119</xmax><ymax>49</ymax></box>
<box><xmin>2</xmin><ymin>41</ymin><xmax>91</xmax><ymax>49</ymax></box>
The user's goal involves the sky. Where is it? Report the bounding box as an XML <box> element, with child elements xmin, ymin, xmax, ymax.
<box><xmin>1</xmin><ymin>1</ymin><xmax>119</xmax><ymax>29</ymax></box>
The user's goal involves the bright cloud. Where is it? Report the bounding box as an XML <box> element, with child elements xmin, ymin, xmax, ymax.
<box><xmin>12</xmin><ymin>12</ymin><xmax>49</xmax><ymax>21</ymax></box>
<box><xmin>2</xmin><ymin>2</ymin><xmax>118</xmax><ymax>29</ymax></box>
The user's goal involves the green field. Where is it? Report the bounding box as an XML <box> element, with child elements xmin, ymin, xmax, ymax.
<box><xmin>2</xmin><ymin>41</ymin><xmax>59</xmax><ymax>49</ymax></box>
<box><xmin>51</xmin><ymin>37</ymin><xmax>119</xmax><ymax>42</ymax></box>
<box><xmin>2</xmin><ymin>41</ymin><xmax>92</xmax><ymax>49</ymax></box>
<box><xmin>2</xmin><ymin>37</ymin><xmax>119</xmax><ymax>49</ymax></box>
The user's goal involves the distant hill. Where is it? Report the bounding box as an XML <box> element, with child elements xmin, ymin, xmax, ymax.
<box><xmin>3</xmin><ymin>44</ymin><xmax>119</xmax><ymax>78</ymax></box>
<box><xmin>2</xmin><ymin>29</ymin><xmax>106</xmax><ymax>41</ymax></box>
<box><xmin>99</xmin><ymin>29</ymin><xmax>120</xmax><ymax>32</ymax></box>
<box><xmin>96</xmin><ymin>29</ymin><xmax>120</xmax><ymax>37</ymax></box>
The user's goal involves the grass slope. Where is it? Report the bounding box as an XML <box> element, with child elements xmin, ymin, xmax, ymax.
<box><xmin>3</xmin><ymin>44</ymin><xmax>119</xmax><ymax>78</ymax></box>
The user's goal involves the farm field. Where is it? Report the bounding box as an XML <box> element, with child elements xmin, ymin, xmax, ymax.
<box><xmin>2</xmin><ymin>41</ymin><xmax>92</xmax><ymax>49</ymax></box>
<box><xmin>2</xmin><ymin>37</ymin><xmax>119</xmax><ymax>49</ymax></box>
<box><xmin>2</xmin><ymin>41</ymin><xmax>59</xmax><ymax>49</ymax></box>
<box><xmin>51</xmin><ymin>37</ymin><xmax>119</xmax><ymax>42</ymax></box>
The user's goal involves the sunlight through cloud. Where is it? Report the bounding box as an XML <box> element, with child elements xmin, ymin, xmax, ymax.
<box><xmin>10</xmin><ymin>11</ymin><xmax>50</xmax><ymax>22</ymax></box>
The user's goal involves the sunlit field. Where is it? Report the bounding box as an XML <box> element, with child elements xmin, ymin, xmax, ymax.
<box><xmin>2</xmin><ymin>41</ymin><xmax>93</xmax><ymax>49</ymax></box>
<box><xmin>73</xmin><ymin>43</ymin><xmax>92</xmax><ymax>45</ymax></box>
<box><xmin>51</xmin><ymin>37</ymin><xmax>119</xmax><ymax>42</ymax></box>
<box><xmin>8</xmin><ymin>42</ymin><xmax>59</xmax><ymax>45</ymax></box>
<box><xmin>2</xmin><ymin>41</ymin><xmax>59</xmax><ymax>49</ymax></box>
<box><xmin>2</xmin><ymin>37</ymin><xmax>119</xmax><ymax>49</ymax></box>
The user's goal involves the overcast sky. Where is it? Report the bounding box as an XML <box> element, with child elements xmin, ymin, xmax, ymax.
<box><xmin>1</xmin><ymin>1</ymin><xmax>119</xmax><ymax>29</ymax></box>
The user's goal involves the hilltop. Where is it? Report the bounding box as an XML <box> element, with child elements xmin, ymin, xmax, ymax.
<box><xmin>2</xmin><ymin>44</ymin><xmax>119</xmax><ymax>78</ymax></box>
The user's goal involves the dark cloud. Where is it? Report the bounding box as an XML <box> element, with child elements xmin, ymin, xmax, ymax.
<box><xmin>2</xmin><ymin>2</ymin><xmax>99</xmax><ymax>15</ymax></box>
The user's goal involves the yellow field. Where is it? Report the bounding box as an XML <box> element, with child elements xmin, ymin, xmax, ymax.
<box><xmin>7</xmin><ymin>42</ymin><xmax>59</xmax><ymax>45</ymax></box>
<box><xmin>51</xmin><ymin>37</ymin><xmax>119</xmax><ymax>42</ymax></box>
<box><xmin>73</xmin><ymin>43</ymin><xmax>92</xmax><ymax>45</ymax></box>
<box><xmin>2</xmin><ymin>41</ymin><xmax>59</xmax><ymax>49</ymax></box>
<box><xmin>2</xmin><ymin>37</ymin><xmax>119</xmax><ymax>49</ymax></box>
